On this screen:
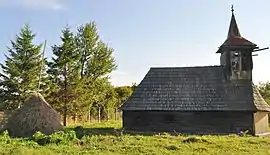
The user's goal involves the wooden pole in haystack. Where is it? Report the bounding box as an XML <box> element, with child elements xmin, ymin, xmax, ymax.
<box><xmin>38</xmin><ymin>40</ymin><xmax>47</xmax><ymax>90</ymax></box>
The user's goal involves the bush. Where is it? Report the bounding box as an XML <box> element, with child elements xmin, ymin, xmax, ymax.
<box><xmin>32</xmin><ymin>130</ymin><xmax>78</xmax><ymax>145</ymax></box>
<box><xmin>74</xmin><ymin>126</ymin><xmax>85</xmax><ymax>139</ymax></box>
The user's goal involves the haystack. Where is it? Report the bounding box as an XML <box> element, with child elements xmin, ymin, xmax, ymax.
<box><xmin>3</xmin><ymin>92</ymin><xmax>63</xmax><ymax>137</ymax></box>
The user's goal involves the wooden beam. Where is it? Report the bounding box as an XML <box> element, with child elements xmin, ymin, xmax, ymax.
<box><xmin>253</xmin><ymin>47</ymin><xmax>269</xmax><ymax>52</ymax></box>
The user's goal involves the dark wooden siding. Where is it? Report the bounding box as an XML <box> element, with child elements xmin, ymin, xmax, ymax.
<box><xmin>123</xmin><ymin>111</ymin><xmax>254</xmax><ymax>135</ymax></box>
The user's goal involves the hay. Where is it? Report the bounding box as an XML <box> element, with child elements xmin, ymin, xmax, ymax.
<box><xmin>2</xmin><ymin>92</ymin><xmax>63</xmax><ymax>137</ymax></box>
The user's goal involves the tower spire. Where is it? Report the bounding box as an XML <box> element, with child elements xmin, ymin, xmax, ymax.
<box><xmin>231</xmin><ymin>5</ymin><xmax>234</xmax><ymax>13</ymax></box>
<box><xmin>227</xmin><ymin>5</ymin><xmax>241</xmax><ymax>38</ymax></box>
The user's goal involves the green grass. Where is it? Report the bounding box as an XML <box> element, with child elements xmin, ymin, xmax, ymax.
<box><xmin>0</xmin><ymin>121</ymin><xmax>270</xmax><ymax>155</ymax></box>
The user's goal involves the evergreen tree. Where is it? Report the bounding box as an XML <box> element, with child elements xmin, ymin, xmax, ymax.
<box><xmin>0</xmin><ymin>24</ymin><xmax>46</xmax><ymax>110</ymax></box>
<box><xmin>47</xmin><ymin>26</ymin><xmax>80</xmax><ymax>126</ymax></box>
<box><xmin>76</xmin><ymin>22</ymin><xmax>117</xmax><ymax>81</ymax></box>
<box><xmin>74</xmin><ymin>22</ymin><xmax>118</xmax><ymax>121</ymax></box>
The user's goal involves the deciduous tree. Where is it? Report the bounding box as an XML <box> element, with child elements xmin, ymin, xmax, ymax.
<box><xmin>257</xmin><ymin>82</ymin><xmax>270</xmax><ymax>104</ymax></box>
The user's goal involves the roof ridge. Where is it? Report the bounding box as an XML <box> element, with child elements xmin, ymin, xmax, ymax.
<box><xmin>150</xmin><ymin>65</ymin><xmax>222</xmax><ymax>69</ymax></box>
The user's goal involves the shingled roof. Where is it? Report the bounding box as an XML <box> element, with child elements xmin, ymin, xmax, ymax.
<box><xmin>120</xmin><ymin>66</ymin><xmax>270</xmax><ymax>112</ymax></box>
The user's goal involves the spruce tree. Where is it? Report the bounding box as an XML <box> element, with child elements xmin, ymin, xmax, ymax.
<box><xmin>47</xmin><ymin>26</ymin><xmax>80</xmax><ymax>126</ymax></box>
<box><xmin>0</xmin><ymin>24</ymin><xmax>46</xmax><ymax>110</ymax></box>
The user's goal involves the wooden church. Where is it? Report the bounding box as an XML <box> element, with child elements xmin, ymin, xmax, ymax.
<box><xmin>120</xmin><ymin>7</ymin><xmax>270</xmax><ymax>135</ymax></box>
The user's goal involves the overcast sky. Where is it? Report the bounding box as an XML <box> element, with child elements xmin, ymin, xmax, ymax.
<box><xmin>0</xmin><ymin>0</ymin><xmax>269</xmax><ymax>86</ymax></box>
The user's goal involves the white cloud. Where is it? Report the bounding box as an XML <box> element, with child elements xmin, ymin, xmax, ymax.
<box><xmin>0</xmin><ymin>0</ymin><xmax>65</xmax><ymax>10</ymax></box>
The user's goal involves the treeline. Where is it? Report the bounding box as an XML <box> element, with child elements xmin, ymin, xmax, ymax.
<box><xmin>257</xmin><ymin>82</ymin><xmax>270</xmax><ymax>121</ymax></box>
<box><xmin>257</xmin><ymin>82</ymin><xmax>270</xmax><ymax>104</ymax></box>
<box><xmin>0</xmin><ymin>22</ymin><xmax>135</xmax><ymax>126</ymax></box>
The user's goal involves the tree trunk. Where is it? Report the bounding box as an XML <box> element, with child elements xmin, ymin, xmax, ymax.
<box><xmin>63</xmin><ymin>104</ymin><xmax>67</xmax><ymax>126</ymax></box>
<box><xmin>63</xmin><ymin>66</ymin><xmax>68</xmax><ymax>126</ymax></box>
<box><xmin>107</xmin><ymin>108</ymin><xmax>109</xmax><ymax>121</ymax></box>
<box><xmin>115</xmin><ymin>107</ymin><xmax>117</xmax><ymax>121</ymax></box>
<box><xmin>87</xmin><ymin>109</ymin><xmax>91</xmax><ymax>123</ymax></box>
<box><xmin>73</xmin><ymin>113</ymin><xmax>77</xmax><ymax>124</ymax></box>
<box><xmin>89</xmin><ymin>110</ymin><xmax>91</xmax><ymax>123</ymax></box>
<box><xmin>98</xmin><ymin>106</ymin><xmax>101</xmax><ymax>123</ymax></box>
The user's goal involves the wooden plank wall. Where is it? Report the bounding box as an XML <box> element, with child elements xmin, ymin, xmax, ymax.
<box><xmin>123</xmin><ymin>111</ymin><xmax>254</xmax><ymax>134</ymax></box>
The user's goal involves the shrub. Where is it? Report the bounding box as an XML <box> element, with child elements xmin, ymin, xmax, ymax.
<box><xmin>31</xmin><ymin>130</ymin><xmax>78</xmax><ymax>145</ymax></box>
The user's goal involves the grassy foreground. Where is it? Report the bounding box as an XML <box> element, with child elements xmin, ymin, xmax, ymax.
<box><xmin>0</xmin><ymin>121</ymin><xmax>270</xmax><ymax>155</ymax></box>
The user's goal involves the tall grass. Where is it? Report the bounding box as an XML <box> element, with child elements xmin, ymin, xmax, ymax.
<box><xmin>0</xmin><ymin>121</ymin><xmax>269</xmax><ymax>155</ymax></box>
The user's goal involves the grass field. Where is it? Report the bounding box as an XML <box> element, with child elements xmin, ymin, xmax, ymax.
<box><xmin>0</xmin><ymin>121</ymin><xmax>270</xmax><ymax>155</ymax></box>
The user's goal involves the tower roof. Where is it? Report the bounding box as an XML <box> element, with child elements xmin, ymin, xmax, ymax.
<box><xmin>227</xmin><ymin>6</ymin><xmax>241</xmax><ymax>38</ymax></box>
<box><xmin>217</xmin><ymin>6</ymin><xmax>257</xmax><ymax>53</ymax></box>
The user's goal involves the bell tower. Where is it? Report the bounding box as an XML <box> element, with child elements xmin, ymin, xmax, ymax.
<box><xmin>217</xmin><ymin>5</ymin><xmax>268</xmax><ymax>81</ymax></box>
